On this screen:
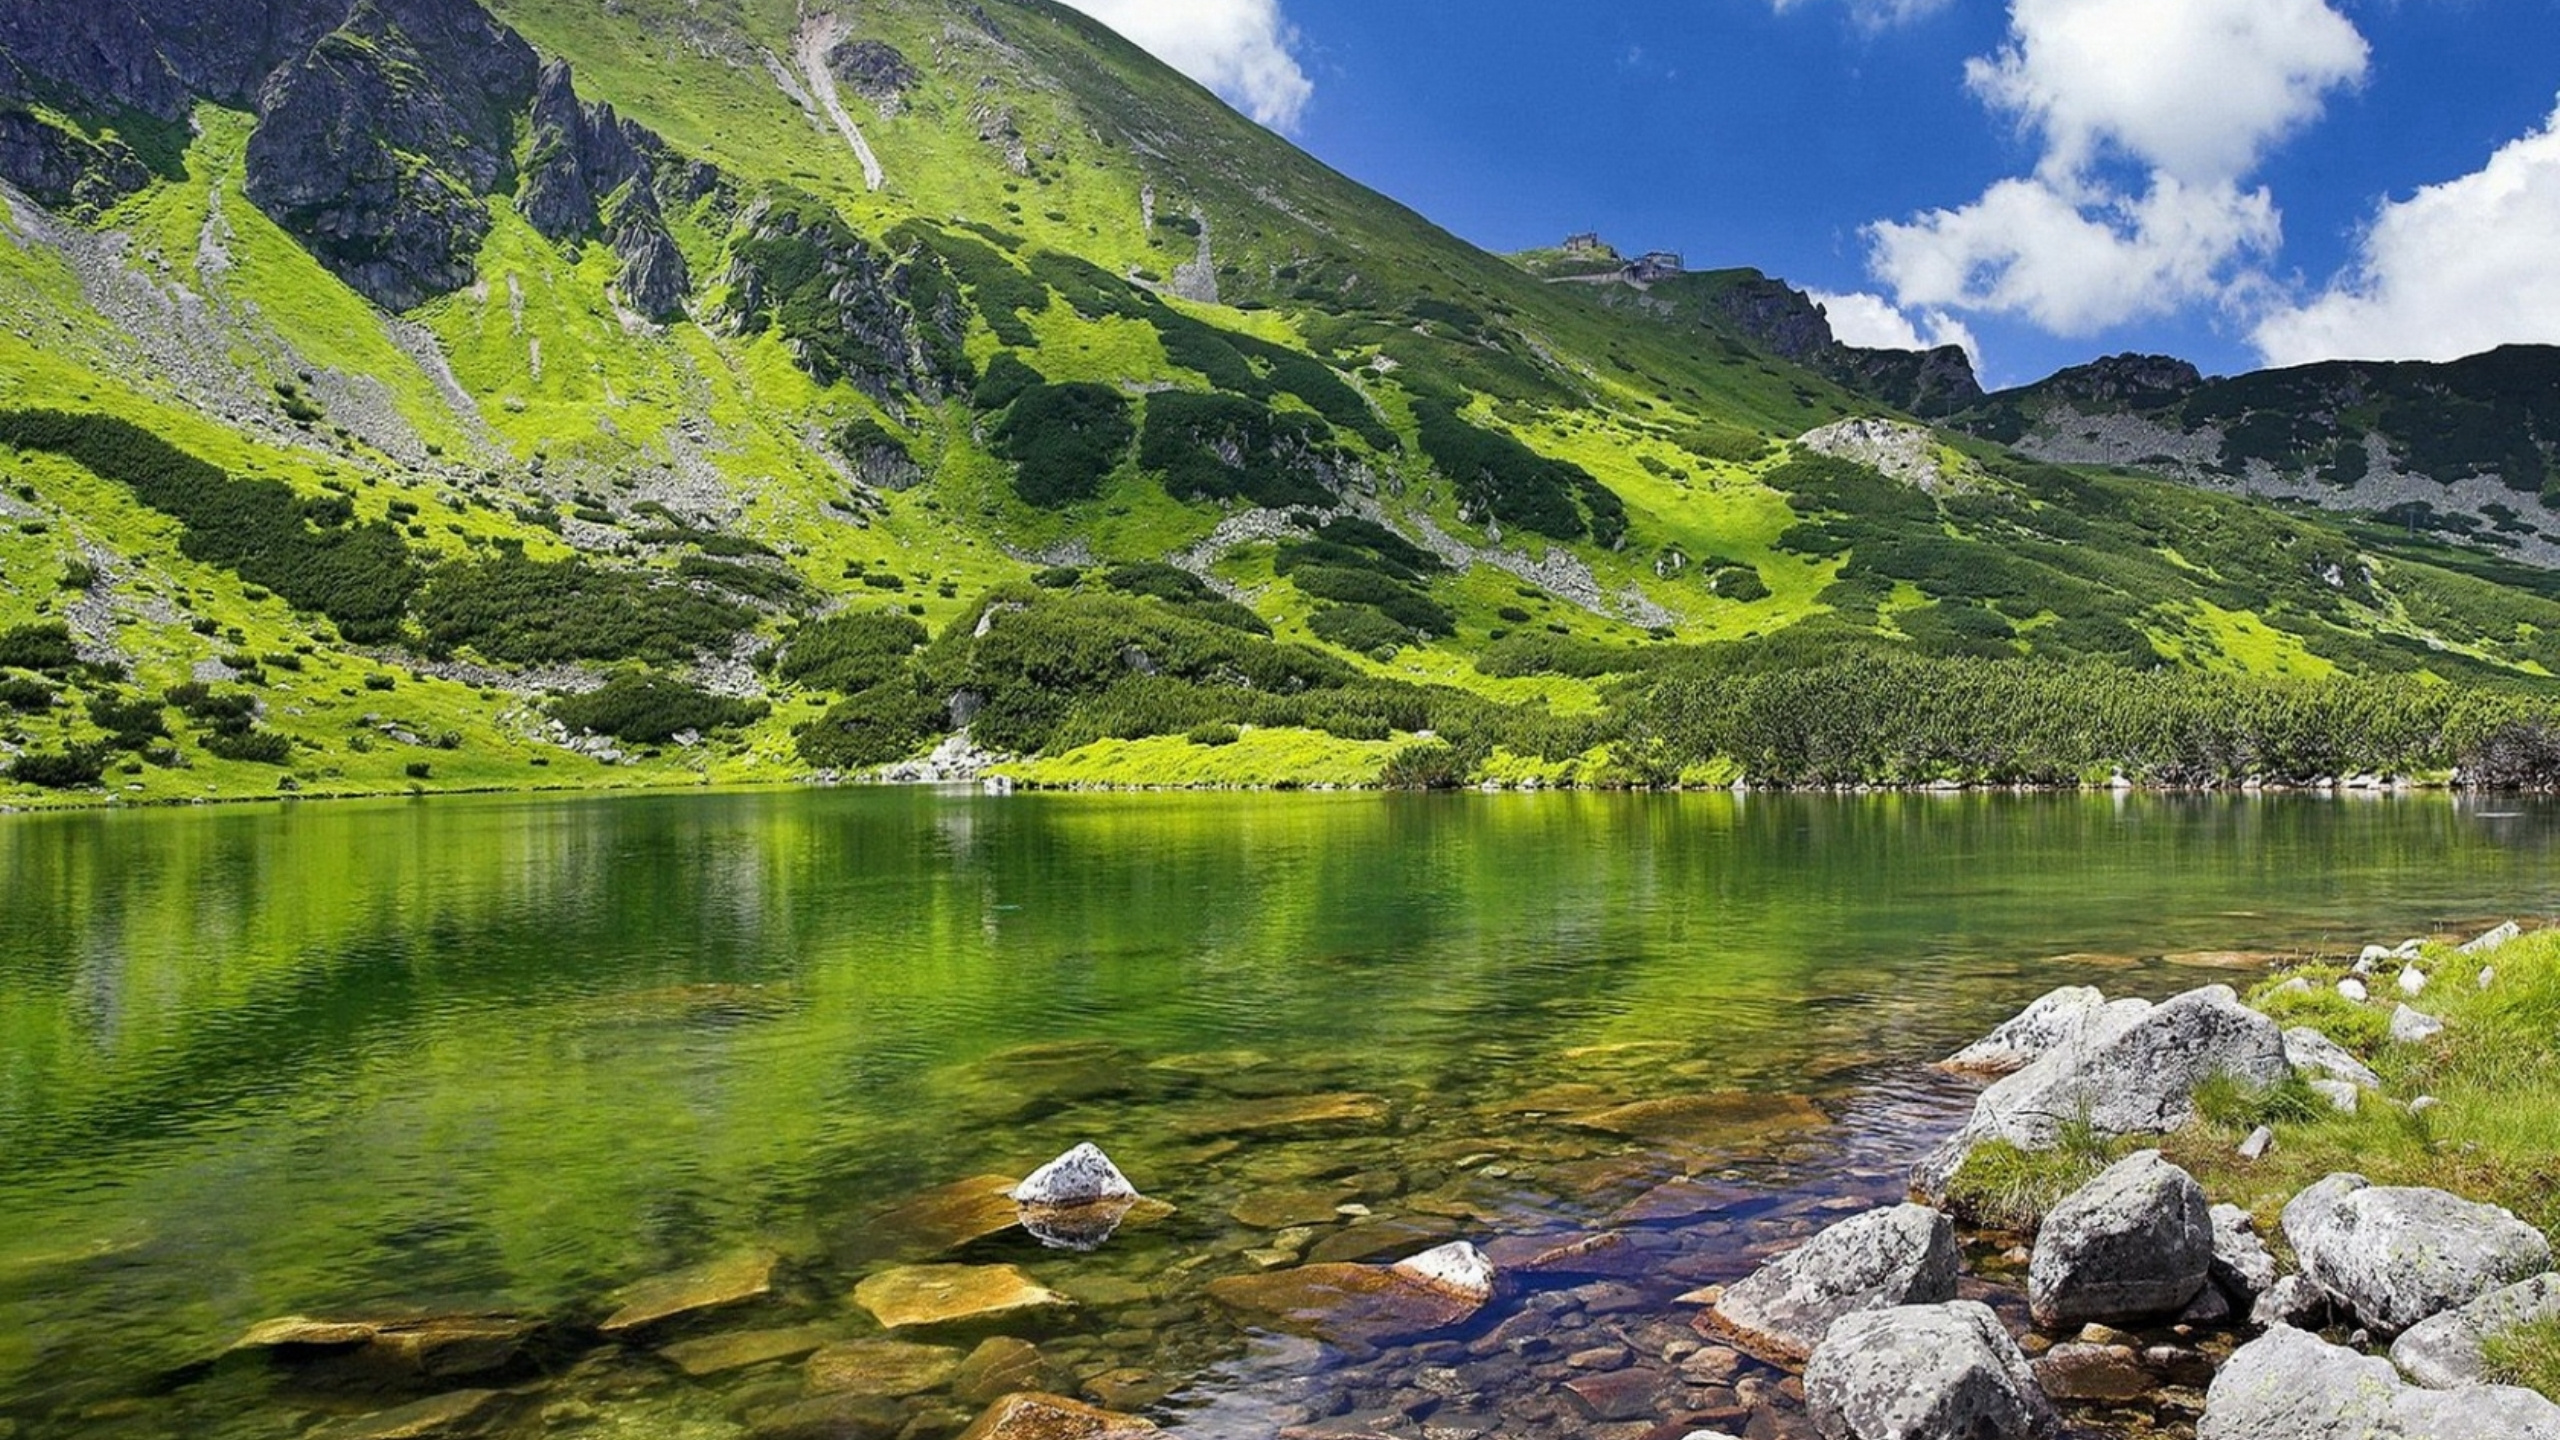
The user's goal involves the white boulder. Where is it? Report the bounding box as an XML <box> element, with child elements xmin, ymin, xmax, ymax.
<box><xmin>2282</xmin><ymin>1174</ymin><xmax>2552</xmax><ymax>1335</ymax></box>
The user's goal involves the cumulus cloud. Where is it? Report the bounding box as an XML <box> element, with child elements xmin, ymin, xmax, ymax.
<box><xmin>2254</xmin><ymin>100</ymin><xmax>2560</xmax><ymax>366</ymax></box>
<box><xmin>1059</xmin><ymin>0</ymin><xmax>1314</xmax><ymax>131</ymax></box>
<box><xmin>1865</xmin><ymin>0</ymin><xmax>2365</xmax><ymax>336</ymax></box>
<box><xmin>1811</xmin><ymin>289</ymin><xmax>1983</xmax><ymax>370</ymax></box>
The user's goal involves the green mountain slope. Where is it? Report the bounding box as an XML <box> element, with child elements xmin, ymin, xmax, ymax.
<box><xmin>4</xmin><ymin>0</ymin><xmax>2560</xmax><ymax>803</ymax></box>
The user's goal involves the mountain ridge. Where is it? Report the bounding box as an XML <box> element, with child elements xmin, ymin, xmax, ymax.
<box><xmin>4</xmin><ymin>0</ymin><xmax>2560</xmax><ymax>804</ymax></box>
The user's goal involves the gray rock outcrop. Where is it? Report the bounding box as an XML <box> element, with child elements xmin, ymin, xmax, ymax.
<box><xmin>1708</xmin><ymin>1203</ymin><xmax>1961</xmax><ymax>1362</ymax></box>
<box><xmin>2027</xmin><ymin>1151</ymin><xmax>2212</xmax><ymax>1328</ymax></box>
<box><xmin>1919</xmin><ymin>986</ymin><xmax>2289</xmax><ymax>1194</ymax></box>
<box><xmin>2283</xmin><ymin>1026</ymin><xmax>2381</xmax><ymax>1089</ymax></box>
<box><xmin>2200</xmin><ymin>1325</ymin><xmax>2560</xmax><ymax>1439</ymax></box>
<box><xmin>1939</xmin><ymin>987</ymin><xmax>2109</xmax><ymax>1075</ymax></box>
<box><xmin>2208</xmin><ymin>1203</ymin><xmax>2279</xmax><ymax>1308</ymax></box>
<box><xmin>2392</xmin><ymin>1273</ymin><xmax>2560</xmax><ymax>1389</ymax></box>
<box><xmin>2282</xmin><ymin>1174</ymin><xmax>2552</xmax><ymax>1334</ymax></box>
<box><xmin>2391</xmin><ymin>1005</ymin><xmax>2447</xmax><ymax>1044</ymax></box>
<box><xmin>1804</xmin><ymin>1302</ymin><xmax>2059</xmax><ymax>1440</ymax></box>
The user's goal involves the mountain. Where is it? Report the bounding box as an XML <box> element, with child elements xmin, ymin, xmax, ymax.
<box><xmin>3</xmin><ymin>0</ymin><xmax>2559</xmax><ymax>802</ymax></box>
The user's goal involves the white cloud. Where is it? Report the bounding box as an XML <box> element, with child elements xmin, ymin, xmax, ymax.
<box><xmin>1872</xmin><ymin>174</ymin><xmax>2281</xmax><ymax>334</ymax></box>
<box><xmin>1058</xmin><ymin>0</ymin><xmax>1314</xmax><ymax>131</ymax></box>
<box><xmin>1967</xmin><ymin>0</ymin><xmax>2367</xmax><ymax>183</ymax></box>
<box><xmin>2254</xmin><ymin>99</ymin><xmax>2560</xmax><ymax>366</ymax></box>
<box><xmin>1811</xmin><ymin>289</ymin><xmax>1983</xmax><ymax>371</ymax></box>
<box><xmin>1865</xmin><ymin>0</ymin><xmax>2365</xmax><ymax>337</ymax></box>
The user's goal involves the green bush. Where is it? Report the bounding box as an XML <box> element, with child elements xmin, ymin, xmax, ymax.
<box><xmin>1138</xmin><ymin>391</ymin><xmax>1339</xmax><ymax>508</ymax></box>
<box><xmin>0</xmin><ymin>622</ymin><xmax>78</xmax><ymax>673</ymax></box>
<box><xmin>202</xmin><ymin>728</ymin><xmax>292</xmax><ymax>764</ymax></box>
<box><xmin>1379</xmin><ymin>740</ymin><xmax>1466</xmax><ymax>790</ymax></box>
<box><xmin>414</xmin><ymin>556</ymin><xmax>750</xmax><ymax>664</ymax></box>
<box><xmin>777</xmin><ymin>610</ymin><xmax>928</xmax><ymax>694</ymax></box>
<box><xmin>0</xmin><ymin>677</ymin><xmax>56</xmax><ymax>711</ymax></box>
<box><xmin>991</xmin><ymin>383</ymin><xmax>1134</xmax><ymax>506</ymax></box>
<box><xmin>1032</xmin><ymin>566</ymin><xmax>1082</xmax><ymax>589</ymax></box>
<box><xmin>0</xmin><ymin>411</ymin><xmax>415</xmax><ymax>639</ymax></box>
<box><xmin>1308</xmin><ymin>604</ymin><xmax>1412</xmax><ymax>656</ymax></box>
<box><xmin>550</xmin><ymin>671</ymin><xmax>770</xmax><ymax>744</ymax></box>
<box><xmin>796</xmin><ymin>682</ymin><xmax>945</xmax><ymax>768</ymax></box>
<box><xmin>1102</xmin><ymin>562</ymin><xmax>1214</xmax><ymax>604</ymax></box>
<box><xmin>1411</xmin><ymin>398</ymin><xmax>1623</xmax><ymax>544</ymax></box>
<box><xmin>1287</xmin><ymin>565</ymin><xmax>1453</xmax><ymax>636</ymax></box>
<box><xmin>6</xmin><ymin>745</ymin><xmax>106</xmax><ymax>788</ymax></box>
<box><xmin>678</xmin><ymin>556</ymin><xmax>810</xmax><ymax>608</ymax></box>
<box><xmin>86</xmin><ymin>694</ymin><xmax>168</xmax><ymax>750</ymax></box>
<box><xmin>1187</xmin><ymin>722</ymin><xmax>1241</xmax><ymax>747</ymax></box>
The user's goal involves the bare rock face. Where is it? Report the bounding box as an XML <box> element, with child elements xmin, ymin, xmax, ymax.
<box><xmin>2026</xmin><ymin>1151</ymin><xmax>2211</xmax><ymax>1329</ymax></box>
<box><xmin>244</xmin><ymin>0</ymin><xmax>541</xmax><ymax>310</ymax></box>
<box><xmin>517</xmin><ymin>58</ymin><xmax>693</xmax><ymax>319</ymax></box>
<box><xmin>2282</xmin><ymin>1174</ymin><xmax>2551</xmax><ymax>1335</ymax></box>
<box><xmin>828</xmin><ymin>38</ymin><xmax>919</xmax><ymax>113</ymax></box>
<box><xmin>2201</xmin><ymin>1325</ymin><xmax>2560</xmax><ymax>1439</ymax></box>
<box><xmin>1803</xmin><ymin>1302</ymin><xmax>2059</xmax><ymax>1440</ymax></box>
<box><xmin>1939</xmin><ymin>987</ymin><xmax>2112</xmax><ymax>1075</ymax></box>
<box><xmin>1708</xmin><ymin>1204</ymin><xmax>1960</xmax><ymax>1363</ymax></box>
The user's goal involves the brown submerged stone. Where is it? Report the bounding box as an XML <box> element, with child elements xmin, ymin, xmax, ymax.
<box><xmin>951</xmin><ymin>1338</ymin><xmax>1065</xmax><ymax>1406</ymax></box>
<box><xmin>1176</xmin><ymin>1093</ymin><xmax>1390</xmax><ymax>1139</ymax></box>
<box><xmin>1231</xmin><ymin>1185</ymin><xmax>1356</xmax><ymax>1230</ymax></box>
<box><xmin>1560</xmin><ymin>1093</ymin><xmax>1829</xmax><ymax>1148</ymax></box>
<box><xmin>865</xmin><ymin>1176</ymin><xmax>1026</xmax><ymax>1256</ymax></box>
<box><xmin>749</xmin><ymin>1391</ymin><xmax>909</xmax><ymax>1440</ymax></box>
<box><xmin>307</xmin><ymin>1389</ymin><xmax>515</xmax><ymax>1440</ymax></box>
<box><xmin>854</xmin><ymin>1264</ymin><xmax>1073</xmax><ymax>1333</ymax></box>
<box><xmin>230</xmin><ymin>1313</ymin><xmax>541</xmax><ymax>1381</ymax></box>
<box><xmin>956</xmin><ymin>1392</ymin><xmax>1160</xmax><ymax>1440</ymax></box>
<box><xmin>806</xmin><ymin>1339</ymin><xmax>964</xmax><ymax>1397</ymax></box>
<box><xmin>1204</xmin><ymin>1263</ymin><xmax>1488</xmax><ymax>1346</ymax></box>
<box><xmin>658</xmin><ymin>1325</ymin><xmax>834</xmax><ymax>1377</ymax></box>
<box><xmin>601</xmin><ymin>1249</ymin><xmax>779</xmax><ymax>1336</ymax></box>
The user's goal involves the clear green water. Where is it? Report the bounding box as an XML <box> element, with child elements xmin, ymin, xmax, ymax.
<box><xmin>1</xmin><ymin>789</ymin><xmax>2555</xmax><ymax>1438</ymax></box>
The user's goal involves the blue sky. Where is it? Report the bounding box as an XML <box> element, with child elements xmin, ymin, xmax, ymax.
<box><xmin>1060</xmin><ymin>0</ymin><xmax>2560</xmax><ymax>389</ymax></box>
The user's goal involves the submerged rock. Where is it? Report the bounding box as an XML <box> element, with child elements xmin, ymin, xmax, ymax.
<box><xmin>1175</xmin><ymin>1092</ymin><xmax>1390</xmax><ymax>1138</ymax></box>
<box><xmin>306</xmin><ymin>1389</ymin><xmax>519</xmax><ymax>1440</ymax></box>
<box><xmin>658</xmin><ymin>1325</ymin><xmax>834</xmax><ymax>1377</ymax></box>
<box><xmin>2200</xmin><ymin>1325</ymin><xmax>2560</xmax><ymax>1438</ymax></box>
<box><xmin>951</xmin><ymin>1338</ymin><xmax>1067</xmax><ymax>1406</ymax></box>
<box><xmin>853</xmin><ymin>1264</ymin><xmax>1073</xmax><ymax>1334</ymax></box>
<box><xmin>230</xmin><ymin>1313</ymin><xmax>540</xmax><ymax>1382</ymax></box>
<box><xmin>2282</xmin><ymin>1174</ymin><xmax>2551</xmax><ymax>1335</ymax></box>
<box><xmin>1803</xmin><ymin>1302</ymin><xmax>2058</xmax><ymax>1440</ymax></box>
<box><xmin>954</xmin><ymin>1393</ymin><xmax>1158</xmax><ymax>1440</ymax></box>
<box><xmin>2028</xmin><ymin>1151</ymin><xmax>2211</xmax><ymax>1329</ymax></box>
<box><xmin>2392</xmin><ymin>1273</ymin><xmax>2560</xmax><ymax>1389</ymax></box>
<box><xmin>1561</xmin><ymin>1091</ymin><xmax>1830</xmax><ymax>1147</ymax></box>
<box><xmin>864</xmin><ymin>1176</ymin><xmax>1028</xmax><ymax>1256</ymax></box>
<box><xmin>601</xmin><ymin>1250</ymin><xmax>779</xmax><ymax>1336</ymax></box>
<box><xmin>1205</xmin><ymin>1258</ymin><xmax>1492</xmax><ymax>1346</ymax></box>
<box><xmin>806</xmin><ymin>1339</ymin><xmax>964</xmax><ymax>1397</ymax></box>
<box><xmin>1707</xmin><ymin>1203</ymin><xmax>1960</xmax><ymax>1363</ymax></box>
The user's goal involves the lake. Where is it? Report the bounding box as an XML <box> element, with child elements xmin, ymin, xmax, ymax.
<box><xmin>2</xmin><ymin>789</ymin><xmax>2554</xmax><ymax>1440</ymax></box>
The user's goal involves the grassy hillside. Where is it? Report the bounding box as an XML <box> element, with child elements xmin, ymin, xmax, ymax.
<box><xmin>7</xmin><ymin>0</ymin><xmax>2560</xmax><ymax>806</ymax></box>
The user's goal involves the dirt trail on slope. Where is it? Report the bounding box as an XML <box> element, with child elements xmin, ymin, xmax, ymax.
<box><xmin>793</xmin><ymin>15</ymin><xmax>885</xmax><ymax>192</ymax></box>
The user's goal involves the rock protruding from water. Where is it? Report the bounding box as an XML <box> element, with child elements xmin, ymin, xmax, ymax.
<box><xmin>1938</xmin><ymin>987</ymin><xmax>2108</xmax><ymax>1076</ymax></box>
<box><xmin>1707</xmin><ymin>1203</ymin><xmax>1960</xmax><ymax>1363</ymax></box>
<box><xmin>1919</xmin><ymin>986</ymin><xmax>2288</xmax><ymax>1194</ymax></box>
<box><xmin>2282</xmin><ymin>1174</ymin><xmax>2552</xmax><ymax>1335</ymax></box>
<box><xmin>1013</xmin><ymin>1144</ymin><xmax>1138</xmax><ymax>1206</ymax></box>
<box><xmin>1389</xmin><ymin>1241</ymin><xmax>1497</xmax><ymax>1305</ymax></box>
<box><xmin>2028</xmin><ymin>1151</ymin><xmax>2212</xmax><ymax>1329</ymax></box>
<box><xmin>2391</xmin><ymin>1272</ymin><xmax>2560</xmax><ymax>1389</ymax></box>
<box><xmin>1803</xmin><ymin>1302</ymin><xmax>2059</xmax><ymax>1440</ymax></box>
<box><xmin>2199</xmin><ymin>1325</ymin><xmax>2560</xmax><ymax>1438</ymax></box>
<box><xmin>1204</xmin><ymin>1252</ymin><xmax>1496</xmax><ymax>1346</ymax></box>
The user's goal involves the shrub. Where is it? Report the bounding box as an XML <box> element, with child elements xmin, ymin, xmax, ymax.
<box><xmin>1139</xmin><ymin>391</ymin><xmax>1339</xmax><ymax>508</ymax></box>
<box><xmin>1101</xmin><ymin>562</ymin><xmax>1213</xmax><ymax>604</ymax></box>
<box><xmin>0</xmin><ymin>411</ymin><xmax>416</xmax><ymax>639</ymax></box>
<box><xmin>86</xmin><ymin>694</ymin><xmax>168</xmax><ymax>750</ymax></box>
<box><xmin>1379</xmin><ymin>740</ymin><xmax>1466</xmax><ymax>790</ymax></box>
<box><xmin>414</xmin><ymin>556</ymin><xmax>750</xmax><ymax>664</ymax></box>
<box><xmin>678</xmin><ymin>556</ymin><xmax>810</xmax><ymax>608</ymax></box>
<box><xmin>1410</xmin><ymin>397</ymin><xmax>1622</xmax><ymax>544</ymax></box>
<box><xmin>203</xmin><ymin>728</ymin><xmax>292</xmax><ymax>764</ymax></box>
<box><xmin>550</xmin><ymin>671</ymin><xmax>770</xmax><ymax>744</ymax></box>
<box><xmin>0</xmin><ymin>677</ymin><xmax>55</xmax><ymax>711</ymax></box>
<box><xmin>992</xmin><ymin>383</ymin><xmax>1135</xmax><ymax>506</ymax></box>
<box><xmin>0</xmin><ymin>622</ymin><xmax>77</xmax><ymax>673</ymax></box>
<box><xmin>777</xmin><ymin>610</ymin><xmax>928</xmax><ymax>694</ymax></box>
<box><xmin>7</xmin><ymin>745</ymin><xmax>106</xmax><ymax>788</ymax></box>
<box><xmin>796</xmin><ymin>682</ymin><xmax>945</xmax><ymax>768</ymax></box>
<box><xmin>1308</xmin><ymin>604</ymin><xmax>1412</xmax><ymax>657</ymax></box>
<box><xmin>1032</xmin><ymin>566</ymin><xmax>1082</xmax><ymax>589</ymax></box>
<box><xmin>1287</xmin><ymin>565</ymin><xmax>1454</xmax><ymax>636</ymax></box>
<box><xmin>404</xmin><ymin>761</ymin><xmax>433</xmax><ymax>780</ymax></box>
<box><xmin>1187</xmin><ymin>722</ymin><xmax>1241</xmax><ymax>747</ymax></box>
